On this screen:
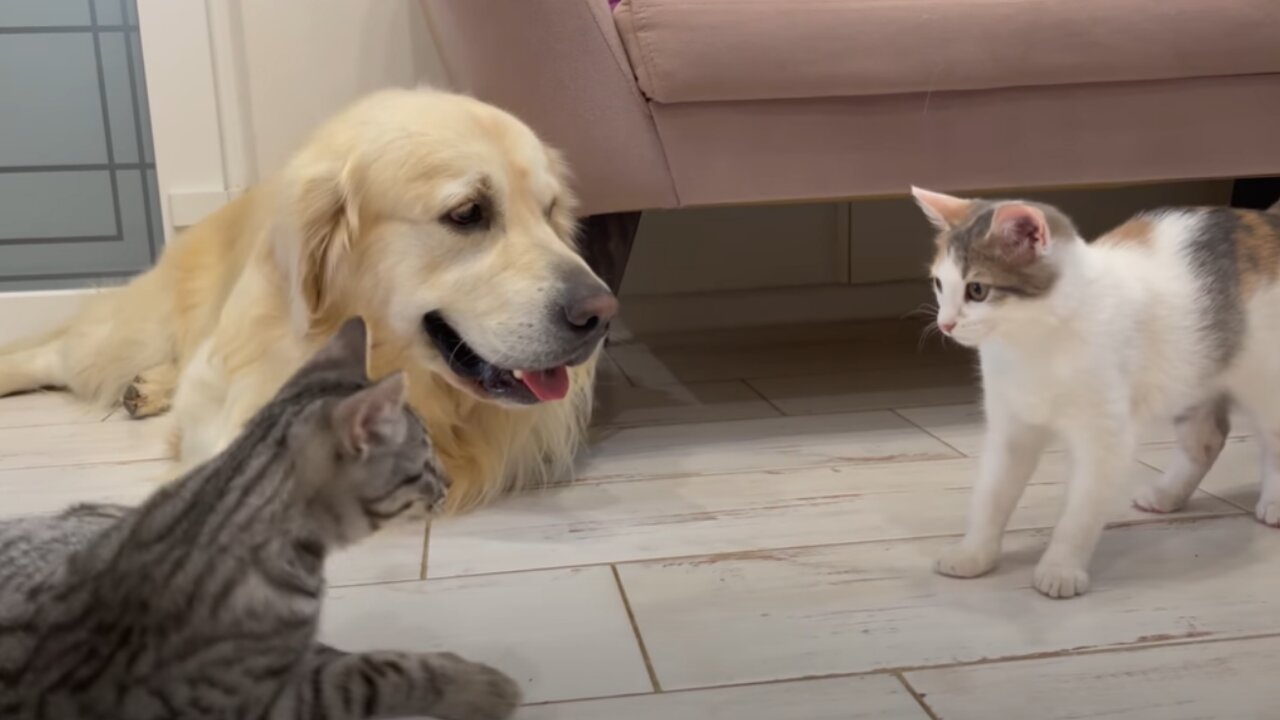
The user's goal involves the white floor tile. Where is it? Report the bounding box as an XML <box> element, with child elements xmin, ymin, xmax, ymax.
<box><xmin>0</xmin><ymin>460</ymin><xmax>168</xmax><ymax>518</ymax></box>
<box><xmin>0</xmin><ymin>391</ymin><xmax>117</xmax><ymax>428</ymax></box>
<box><xmin>1138</xmin><ymin>438</ymin><xmax>1259</xmax><ymax>511</ymax></box>
<box><xmin>523</xmin><ymin>675</ymin><xmax>929</xmax><ymax>720</ymax></box>
<box><xmin>319</xmin><ymin>567</ymin><xmax>651</xmax><ymax>704</ymax></box>
<box><xmin>906</xmin><ymin>636</ymin><xmax>1280</xmax><ymax>720</ymax></box>
<box><xmin>579</xmin><ymin>411</ymin><xmax>959</xmax><ymax>483</ymax></box>
<box><xmin>750</xmin><ymin>364</ymin><xmax>978</xmax><ymax>415</ymax></box>
<box><xmin>326</xmin><ymin>518</ymin><xmax>427</xmax><ymax>587</ymax></box>
<box><xmin>618</xmin><ymin>517</ymin><xmax>1280</xmax><ymax>690</ymax></box>
<box><xmin>594</xmin><ymin>380</ymin><xmax>779</xmax><ymax>428</ymax></box>
<box><xmin>429</xmin><ymin>455</ymin><xmax>1237</xmax><ymax>578</ymax></box>
<box><xmin>0</xmin><ymin>416</ymin><xmax>170</xmax><ymax>471</ymax></box>
<box><xmin>899</xmin><ymin>403</ymin><xmax>1252</xmax><ymax>456</ymax></box>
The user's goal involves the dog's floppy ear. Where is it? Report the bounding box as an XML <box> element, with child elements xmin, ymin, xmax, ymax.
<box><xmin>275</xmin><ymin>159</ymin><xmax>359</xmax><ymax>334</ymax></box>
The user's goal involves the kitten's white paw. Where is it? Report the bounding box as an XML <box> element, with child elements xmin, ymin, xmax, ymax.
<box><xmin>1033</xmin><ymin>561</ymin><xmax>1090</xmax><ymax>599</ymax></box>
<box><xmin>1131</xmin><ymin>483</ymin><xmax>1186</xmax><ymax>514</ymax></box>
<box><xmin>934</xmin><ymin>542</ymin><xmax>997</xmax><ymax>578</ymax></box>
<box><xmin>1256</xmin><ymin>498</ymin><xmax>1280</xmax><ymax>527</ymax></box>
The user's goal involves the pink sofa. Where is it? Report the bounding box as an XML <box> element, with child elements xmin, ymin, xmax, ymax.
<box><xmin>424</xmin><ymin>0</ymin><xmax>1280</xmax><ymax>289</ymax></box>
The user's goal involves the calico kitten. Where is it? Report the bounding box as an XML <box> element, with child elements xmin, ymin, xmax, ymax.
<box><xmin>913</xmin><ymin>187</ymin><xmax>1280</xmax><ymax>599</ymax></box>
<box><xmin>0</xmin><ymin>318</ymin><xmax>521</xmax><ymax>719</ymax></box>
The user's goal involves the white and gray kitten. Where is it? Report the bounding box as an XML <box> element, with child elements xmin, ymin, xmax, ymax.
<box><xmin>0</xmin><ymin>317</ymin><xmax>520</xmax><ymax>719</ymax></box>
<box><xmin>915</xmin><ymin>187</ymin><xmax>1280</xmax><ymax>599</ymax></box>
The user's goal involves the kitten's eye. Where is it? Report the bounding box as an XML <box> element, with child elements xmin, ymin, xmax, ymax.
<box><xmin>932</xmin><ymin>277</ymin><xmax>942</xmax><ymax>292</ymax></box>
<box><xmin>445</xmin><ymin>202</ymin><xmax>485</xmax><ymax>227</ymax></box>
<box><xmin>965</xmin><ymin>282</ymin><xmax>989</xmax><ymax>302</ymax></box>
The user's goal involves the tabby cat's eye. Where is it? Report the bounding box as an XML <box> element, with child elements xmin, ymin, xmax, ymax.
<box><xmin>965</xmin><ymin>282</ymin><xmax>989</xmax><ymax>302</ymax></box>
<box><xmin>932</xmin><ymin>277</ymin><xmax>942</xmax><ymax>292</ymax></box>
<box><xmin>445</xmin><ymin>202</ymin><xmax>485</xmax><ymax>227</ymax></box>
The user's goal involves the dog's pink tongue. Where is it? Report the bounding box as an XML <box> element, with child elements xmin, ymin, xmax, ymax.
<box><xmin>520</xmin><ymin>366</ymin><xmax>570</xmax><ymax>402</ymax></box>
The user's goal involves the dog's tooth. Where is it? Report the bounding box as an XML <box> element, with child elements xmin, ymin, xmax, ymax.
<box><xmin>513</xmin><ymin>369</ymin><xmax>524</xmax><ymax>380</ymax></box>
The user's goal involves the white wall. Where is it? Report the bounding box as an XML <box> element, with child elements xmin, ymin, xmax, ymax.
<box><xmin>237</xmin><ymin>0</ymin><xmax>448</xmax><ymax>177</ymax></box>
<box><xmin>138</xmin><ymin>0</ymin><xmax>449</xmax><ymax>237</ymax></box>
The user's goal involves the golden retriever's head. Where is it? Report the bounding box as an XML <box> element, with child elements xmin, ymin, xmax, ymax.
<box><xmin>274</xmin><ymin>89</ymin><xmax>616</xmax><ymax>407</ymax></box>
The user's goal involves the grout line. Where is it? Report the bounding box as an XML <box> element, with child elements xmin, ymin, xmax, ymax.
<box><xmin>1134</xmin><ymin>458</ymin><xmax>1255</xmax><ymax>515</ymax></box>
<box><xmin>891</xmin><ymin>408</ymin><xmax>970</xmax><ymax>457</ymax></box>
<box><xmin>894</xmin><ymin>671</ymin><xmax>941</xmax><ymax>720</ymax></box>
<box><xmin>1196</xmin><ymin>488</ymin><xmax>1254</xmax><ymax>514</ymax></box>
<box><xmin>420</xmin><ymin>521</ymin><xmax>432</xmax><ymax>580</ymax></box>
<box><xmin>519</xmin><ymin>631</ymin><xmax>1280</xmax><ymax>709</ymax></box>
<box><xmin>602</xmin><ymin>349</ymin><xmax>638</xmax><ymax>388</ymax></box>
<box><xmin>577</xmin><ymin>450</ymin><xmax>968</xmax><ymax>487</ymax></box>
<box><xmin>610</xmin><ymin>565</ymin><xmax>663</xmax><ymax>693</ymax></box>
<box><xmin>424</xmin><ymin>512</ymin><xmax>1249</xmax><ymax>583</ymax></box>
<box><xmin>740</xmin><ymin>378</ymin><xmax>788</xmax><ymax>417</ymax></box>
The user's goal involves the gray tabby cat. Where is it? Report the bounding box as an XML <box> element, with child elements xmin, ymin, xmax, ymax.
<box><xmin>0</xmin><ymin>318</ymin><xmax>521</xmax><ymax>719</ymax></box>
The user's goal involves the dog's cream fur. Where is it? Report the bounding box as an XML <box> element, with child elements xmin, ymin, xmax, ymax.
<box><xmin>0</xmin><ymin>89</ymin><xmax>601</xmax><ymax>512</ymax></box>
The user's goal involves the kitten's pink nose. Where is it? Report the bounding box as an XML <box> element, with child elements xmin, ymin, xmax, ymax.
<box><xmin>940</xmin><ymin>321</ymin><xmax>957</xmax><ymax>334</ymax></box>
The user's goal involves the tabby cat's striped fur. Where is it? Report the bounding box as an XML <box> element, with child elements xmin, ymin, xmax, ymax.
<box><xmin>0</xmin><ymin>318</ymin><xmax>520</xmax><ymax>719</ymax></box>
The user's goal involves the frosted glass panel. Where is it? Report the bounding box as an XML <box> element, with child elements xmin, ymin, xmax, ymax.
<box><xmin>0</xmin><ymin>172</ymin><xmax>116</xmax><ymax>240</ymax></box>
<box><xmin>0</xmin><ymin>0</ymin><xmax>159</xmax><ymax>289</ymax></box>
<box><xmin>0</xmin><ymin>34</ymin><xmax>107</xmax><ymax>166</ymax></box>
<box><xmin>0</xmin><ymin>0</ymin><xmax>90</xmax><ymax>27</ymax></box>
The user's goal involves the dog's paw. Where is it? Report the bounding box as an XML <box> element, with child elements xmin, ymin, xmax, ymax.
<box><xmin>1131</xmin><ymin>482</ymin><xmax>1186</xmax><ymax>514</ymax></box>
<box><xmin>1256</xmin><ymin>498</ymin><xmax>1280</xmax><ymax>527</ymax></box>
<box><xmin>934</xmin><ymin>541</ymin><xmax>998</xmax><ymax>579</ymax></box>
<box><xmin>1033</xmin><ymin>561</ymin><xmax>1089</xmax><ymax>599</ymax></box>
<box><xmin>429</xmin><ymin>653</ymin><xmax>522</xmax><ymax>720</ymax></box>
<box><xmin>122</xmin><ymin>372</ymin><xmax>174</xmax><ymax>419</ymax></box>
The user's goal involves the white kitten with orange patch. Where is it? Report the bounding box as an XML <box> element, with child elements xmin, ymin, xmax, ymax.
<box><xmin>913</xmin><ymin>187</ymin><xmax>1280</xmax><ymax>598</ymax></box>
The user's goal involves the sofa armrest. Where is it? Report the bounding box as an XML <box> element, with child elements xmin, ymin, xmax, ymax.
<box><xmin>422</xmin><ymin>0</ymin><xmax>677</xmax><ymax>215</ymax></box>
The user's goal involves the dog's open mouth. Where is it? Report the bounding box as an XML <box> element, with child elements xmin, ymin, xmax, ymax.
<box><xmin>422</xmin><ymin>312</ymin><xmax>571</xmax><ymax>404</ymax></box>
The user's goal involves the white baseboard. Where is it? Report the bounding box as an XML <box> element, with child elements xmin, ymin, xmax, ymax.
<box><xmin>0</xmin><ymin>290</ymin><xmax>93</xmax><ymax>346</ymax></box>
<box><xmin>617</xmin><ymin>281</ymin><xmax>932</xmax><ymax>336</ymax></box>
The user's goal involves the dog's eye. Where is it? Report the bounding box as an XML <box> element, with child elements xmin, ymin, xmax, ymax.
<box><xmin>446</xmin><ymin>202</ymin><xmax>485</xmax><ymax>227</ymax></box>
<box><xmin>965</xmin><ymin>282</ymin><xmax>989</xmax><ymax>302</ymax></box>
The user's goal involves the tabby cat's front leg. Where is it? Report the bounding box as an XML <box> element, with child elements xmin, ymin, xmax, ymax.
<box><xmin>275</xmin><ymin>644</ymin><xmax>521</xmax><ymax>720</ymax></box>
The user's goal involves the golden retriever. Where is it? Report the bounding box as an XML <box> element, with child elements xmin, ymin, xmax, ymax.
<box><xmin>0</xmin><ymin>88</ymin><xmax>616</xmax><ymax>511</ymax></box>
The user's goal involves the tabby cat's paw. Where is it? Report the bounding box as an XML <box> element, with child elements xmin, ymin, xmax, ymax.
<box><xmin>431</xmin><ymin>653</ymin><xmax>522</xmax><ymax>720</ymax></box>
<box><xmin>934</xmin><ymin>541</ymin><xmax>997</xmax><ymax>578</ymax></box>
<box><xmin>1131</xmin><ymin>483</ymin><xmax>1186</xmax><ymax>514</ymax></box>
<box><xmin>1033</xmin><ymin>561</ymin><xmax>1089</xmax><ymax>599</ymax></box>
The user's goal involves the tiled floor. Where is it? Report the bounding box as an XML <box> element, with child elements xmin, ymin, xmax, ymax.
<box><xmin>4</xmin><ymin>319</ymin><xmax>1279</xmax><ymax>718</ymax></box>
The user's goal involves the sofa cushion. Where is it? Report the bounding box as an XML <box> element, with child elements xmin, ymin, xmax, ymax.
<box><xmin>613</xmin><ymin>0</ymin><xmax>1280</xmax><ymax>103</ymax></box>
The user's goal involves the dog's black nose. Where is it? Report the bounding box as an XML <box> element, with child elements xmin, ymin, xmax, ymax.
<box><xmin>563</xmin><ymin>288</ymin><xmax>618</xmax><ymax>334</ymax></box>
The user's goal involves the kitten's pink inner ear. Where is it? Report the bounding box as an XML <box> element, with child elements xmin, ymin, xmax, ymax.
<box><xmin>911</xmin><ymin>187</ymin><xmax>973</xmax><ymax>229</ymax></box>
<box><xmin>988</xmin><ymin>204</ymin><xmax>1049</xmax><ymax>257</ymax></box>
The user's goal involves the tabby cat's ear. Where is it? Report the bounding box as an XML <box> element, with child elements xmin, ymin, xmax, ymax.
<box><xmin>911</xmin><ymin>187</ymin><xmax>972</xmax><ymax>230</ymax></box>
<box><xmin>308</xmin><ymin>316</ymin><xmax>370</xmax><ymax>377</ymax></box>
<box><xmin>332</xmin><ymin>372</ymin><xmax>409</xmax><ymax>458</ymax></box>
